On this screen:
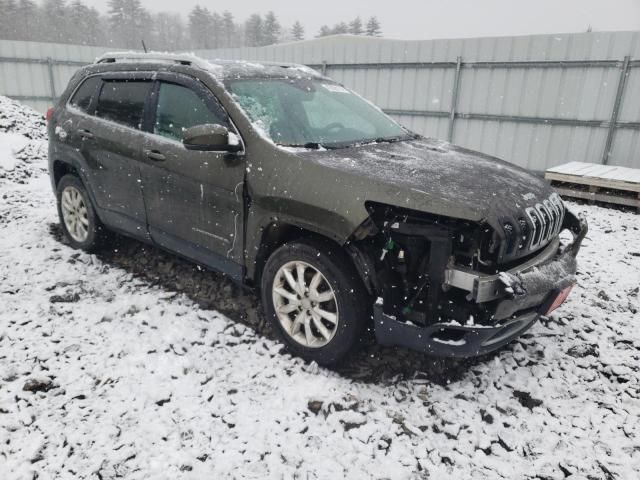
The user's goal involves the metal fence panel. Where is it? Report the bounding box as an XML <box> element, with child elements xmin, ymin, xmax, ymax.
<box><xmin>0</xmin><ymin>39</ymin><xmax>108</xmax><ymax>112</ymax></box>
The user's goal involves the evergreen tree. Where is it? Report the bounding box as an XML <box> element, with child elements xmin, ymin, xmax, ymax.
<box><xmin>221</xmin><ymin>11</ymin><xmax>235</xmax><ymax>47</ymax></box>
<box><xmin>244</xmin><ymin>13</ymin><xmax>263</xmax><ymax>47</ymax></box>
<box><xmin>211</xmin><ymin>12</ymin><xmax>222</xmax><ymax>49</ymax></box>
<box><xmin>332</xmin><ymin>22</ymin><xmax>348</xmax><ymax>35</ymax></box>
<box><xmin>153</xmin><ymin>12</ymin><xmax>185</xmax><ymax>51</ymax></box>
<box><xmin>0</xmin><ymin>2</ymin><xmax>381</xmax><ymax>49</ymax></box>
<box><xmin>15</xmin><ymin>0</ymin><xmax>39</xmax><ymax>41</ymax></box>
<box><xmin>365</xmin><ymin>16</ymin><xmax>382</xmax><ymax>36</ymax></box>
<box><xmin>0</xmin><ymin>0</ymin><xmax>19</xmax><ymax>40</ymax></box>
<box><xmin>317</xmin><ymin>25</ymin><xmax>331</xmax><ymax>37</ymax></box>
<box><xmin>188</xmin><ymin>5</ymin><xmax>208</xmax><ymax>49</ymax></box>
<box><xmin>291</xmin><ymin>21</ymin><xmax>304</xmax><ymax>41</ymax></box>
<box><xmin>348</xmin><ymin>17</ymin><xmax>363</xmax><ymax>35</ymax></box>
<box><xmin>0</xmin><ymin>1</ymin><xmax>6</xmax><ymax>39</ymax></box>
<box><xmin>199</xmin><ymin>7</ymin><xmax>214</xmax><ymax>48</ymax></box>
<box><xmin>42</xmin><ymin>0</ymin><xmax>69</xmax><ymax>43</ymax></box>
<box><xmin>107</xmin><ymin>0</ymin><xmax>148</xmax><ymax>48</ymax></box>
<box><xmin>86</xmin><ymin>6</ymin><xmax>106</xmax><ymax>45</ymax></box>
<box><xmin>262</xmin><ymin>11</ymin><xmax>280</xmax><ymax>45</ymax></box>
<box><xmin>67</xmin><ymin>0</ymin><xmax>102</xmax><ymax>45</ymax></box>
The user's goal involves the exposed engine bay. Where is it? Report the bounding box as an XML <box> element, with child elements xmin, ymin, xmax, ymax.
<box><xmin>347</xmin><ymin>199</ymin><xmax>588</xmax><ymax>356</ymax></box>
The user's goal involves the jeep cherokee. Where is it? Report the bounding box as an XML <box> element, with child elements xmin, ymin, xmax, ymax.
<box><xmin>47</xmin><ymin>52</ymin><xmax>587</xmax><ymax>365</ymax></box>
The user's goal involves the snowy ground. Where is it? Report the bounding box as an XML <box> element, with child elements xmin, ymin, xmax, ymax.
<box><xmin>0</xmin><ymin>96</ymin><xmax>639</xmax><ymax>479</ymax></box>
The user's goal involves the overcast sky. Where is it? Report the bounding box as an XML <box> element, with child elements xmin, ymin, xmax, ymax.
<box><xmin>82</xmin><ymin>0</ymin><xmax>640</xmax><ymax>40</ymax></box>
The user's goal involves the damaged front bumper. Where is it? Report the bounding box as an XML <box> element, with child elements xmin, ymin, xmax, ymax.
<box><xmin>373</xmin><ymin>210</ymin><xmax>588</xmax><ymax>358</ymax></box>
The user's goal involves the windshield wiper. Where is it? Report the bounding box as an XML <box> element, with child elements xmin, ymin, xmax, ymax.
<box><xmin>373</xmin><ymin>136</ymin><xmax>405</xmax><ymax>144</ymax></box>
<box><xmin>278</xmin><ymin>142</ymin><xmax>325</xmax><ymax>149</ymax></box>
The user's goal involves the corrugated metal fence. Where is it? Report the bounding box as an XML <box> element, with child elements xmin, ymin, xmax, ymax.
<box><xmin>0</xmin><ymin>40</ymin><xmax>109</xmax><ymax>113</ymax></box>
<box><xmin>2</xmin><ymin>32</ymin><xmax>640</xmax><ymax>170</ymax></box>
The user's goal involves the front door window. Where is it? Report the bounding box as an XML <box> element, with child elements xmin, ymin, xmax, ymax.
<box><xmin>154</xmin><ymin>82</ymin><xmax>227</xmax><ymax>141</ymax></box>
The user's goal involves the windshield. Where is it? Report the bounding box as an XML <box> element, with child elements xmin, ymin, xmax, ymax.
<box><xmin>227</xmin><ymin>78</ymin><xmax>411</xmax><ymax>148</ymax></box>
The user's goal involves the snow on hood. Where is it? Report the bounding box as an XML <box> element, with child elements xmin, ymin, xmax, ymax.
<box><xmin>304</xmin><ymin>136</ymin><xmax>554</xmax><ymax>223</ymax></box>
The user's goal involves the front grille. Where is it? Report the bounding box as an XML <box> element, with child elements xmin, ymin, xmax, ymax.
<box><xmin>496</xmin><ymin>193</ymin><xmax>565</xmax><ymax>263</ymax></box>
<box><xmin>524</xmin><ymin>193</ymin><xmax>565</xmax><ymax>251</ymax></box>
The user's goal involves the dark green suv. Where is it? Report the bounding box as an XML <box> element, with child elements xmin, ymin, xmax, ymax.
<box><xmin>47</xmin><ymin>52</ymin><xmax>587</xmax><ymax>365</ymax></box>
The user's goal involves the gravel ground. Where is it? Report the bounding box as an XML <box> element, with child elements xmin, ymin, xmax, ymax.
<box><xmin>0</xmin><ymin>96</ymin><xmax>639</xmax><ymax>479</ymax></box>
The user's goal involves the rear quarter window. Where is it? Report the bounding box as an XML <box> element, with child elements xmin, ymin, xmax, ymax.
<box><xmin>95</xmin><ymin>80</ymin><xmax>151</xmax><ymax>130</ymax></box>
<box><xmin>69</xmin><ymin>76</ymin><xmax>101</xmax><ymax>112</ymax></box>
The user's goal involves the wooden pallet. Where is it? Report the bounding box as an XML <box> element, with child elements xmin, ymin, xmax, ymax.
<box><xmin>545</xmin><ymin>162</ymin><xmax>640</xmax><ymax>212</ymax></box>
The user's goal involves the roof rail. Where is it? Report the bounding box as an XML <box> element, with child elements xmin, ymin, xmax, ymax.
<box><xmin>95</xmin><ymin>52</ymin><xmax>211</xmax><ymax>69</ymax></box>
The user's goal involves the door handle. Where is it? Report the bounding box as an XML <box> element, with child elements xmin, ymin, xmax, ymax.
<box><xmin>144</xmin><ymin>149</ymin><xmax>166</xmax><ymax>162</ymax></box>
<box><xmin>78</xmin><ymin>129</ymin><xmax>94</xmax><ymax>139</ymax></box>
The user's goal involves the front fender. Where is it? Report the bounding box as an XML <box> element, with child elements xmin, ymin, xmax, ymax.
<box><xmin>244</xmin><ymin>199</ymin><xmax>364</xmax><ymax>282</ymax></box>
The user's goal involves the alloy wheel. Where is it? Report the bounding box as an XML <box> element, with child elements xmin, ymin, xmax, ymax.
<box><xmin>272</xmin><ymin>260</ymin><xmax>339</xmax><ymax>348</ymax></box>
<box><xmin>61</xmin><ymin>186</ymin><xmax>89</xmax><ymax>243</ymax></box>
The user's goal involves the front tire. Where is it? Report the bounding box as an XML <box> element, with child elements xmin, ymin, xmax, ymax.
<box><xmin>56</xmin><ymin>174</ymin><xmax>105</xmax><ymax>252</ymax></box>
<box><xmin>261</xmin><ymin>239</ymin><xmax>370</xmax><ymax>366</ymax></box>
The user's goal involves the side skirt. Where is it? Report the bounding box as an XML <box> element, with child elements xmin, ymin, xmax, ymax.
<box><xmin>96</xmin><ymin>206</ymin><xmax>247</xmax><ymax>286</ymax></box>
<box><xmin>149</xmin><ymin>227</ymin><xmax>245</xmax><ymax>283</ymax></box>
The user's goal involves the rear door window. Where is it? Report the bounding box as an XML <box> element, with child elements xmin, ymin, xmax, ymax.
<box><xmin>154</xmin><ymin>82</ymin><xmax>227</xmax><ymax>141</ymax></box>
<box><xmin>95</xmin><ymin>80</ymin><xmax>151</xmax><ymax>130</ymax></box>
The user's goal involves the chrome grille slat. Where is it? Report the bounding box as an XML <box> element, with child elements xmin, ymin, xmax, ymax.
<box><xmin>525</xmin><ymin>207</ymin><xmax>542</xmax><ymax>249</ymax></box>
<box><xmin>543</xmin><ymin>199</ymin><xmax>557</xmax><ymax>237</ymax></box>
<box><xmin>535</xmin><ymin>204</ymin><xmax>550</xmax><ymax>242</ymax></box>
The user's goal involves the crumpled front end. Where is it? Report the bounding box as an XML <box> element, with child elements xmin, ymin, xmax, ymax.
<box><xmin>353</xmin><ymin>201</ymin><xmax>587</xmax><ymax>358</ymax></box>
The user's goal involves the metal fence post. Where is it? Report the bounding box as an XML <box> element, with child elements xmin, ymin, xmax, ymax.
<box><xmin>602</xmin><ymin>55</ymin><xmax>631</xmax><ymax>165</ymax></box>
<box><xmin>46</xmin><ymin>57</ymin><xmax>56</xmax><ymax>102</ymax></box>
<box><xmin>447</xmin><ymin>56</ymin><xmax>462</xmax><ymax>142</ymax></box>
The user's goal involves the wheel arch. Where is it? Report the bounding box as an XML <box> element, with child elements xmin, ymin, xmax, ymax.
<box><xmin>250</xmin><ymin>219</ymin><xmax>375</xmax><ymax>296</ymax></box>
<box><xmin>52</xmin><ymin>159</ymin><xmax>81</xmax><ymax>187</ymax></box>
<box><xmin>51</xmin><ymin>159</ymin><xmax>105</xmax><ymax>228</ymax></box>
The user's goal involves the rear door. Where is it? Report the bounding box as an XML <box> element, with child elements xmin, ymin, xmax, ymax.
<box><xmin>139</xmin><ymin>72</ymin><xmax>246</xmax><ymax>277</ymax></box>
<box><xmin>75</xmin><ymin>73</ymin><xmax>152</xmax><ymax>237</ymax></box>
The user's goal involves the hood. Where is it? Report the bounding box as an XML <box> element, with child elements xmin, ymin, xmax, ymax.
<box><xmin>305</xmin><ymin>137</ymin><xmax>555</xmax><ymax>224</ymax></box>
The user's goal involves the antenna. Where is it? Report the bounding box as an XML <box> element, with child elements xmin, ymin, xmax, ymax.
<box><xmin>141</xmin><ymin>40</ymin><xmax>148</xmax><ymax>53</ymax></box>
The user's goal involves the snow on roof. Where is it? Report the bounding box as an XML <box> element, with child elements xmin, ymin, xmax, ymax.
<box><xmin>94</xmin><ymin>51</ymin><xmax>321</xmax><ymax>80</ymax></box>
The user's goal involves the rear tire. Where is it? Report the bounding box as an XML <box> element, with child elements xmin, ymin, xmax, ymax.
<box><xmin>56</xmin><ymin>174</ymin><xmax>106</xmax><ymax>252</ymax></box>
<box><xmin>261</xmin><ymin>238</ymin><xmax>371</xmax><ymax>366</ymax></box>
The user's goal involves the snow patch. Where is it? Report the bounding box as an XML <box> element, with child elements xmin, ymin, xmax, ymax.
<box><xmin>0</xmin><ymin>132</ymin><xmax>29</xmax><ymax>171</ymax></box>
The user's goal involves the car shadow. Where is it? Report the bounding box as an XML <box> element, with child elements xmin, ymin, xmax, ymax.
<box><xmin>49</xmin><ymin>223</ymin><xmax>505</xmax><ymax>387</ymax></box>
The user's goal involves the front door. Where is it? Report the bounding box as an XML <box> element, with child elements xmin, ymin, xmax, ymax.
<box><xmin>139</xmin><ymin>73</ymin><xmax>245</xmax><ymax>278</ymax></box>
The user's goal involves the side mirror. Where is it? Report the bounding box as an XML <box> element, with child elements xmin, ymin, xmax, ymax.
<box><xmin>182</xmin><ymin>124</ymin><xmax>242</xmax><ymax>152</ymax></box>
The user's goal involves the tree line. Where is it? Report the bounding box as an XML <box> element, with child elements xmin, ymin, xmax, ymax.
<box><xmin>0</xmin><ymin>0</ymin><xmax>384</xmax><ymax>49</ymax></box>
